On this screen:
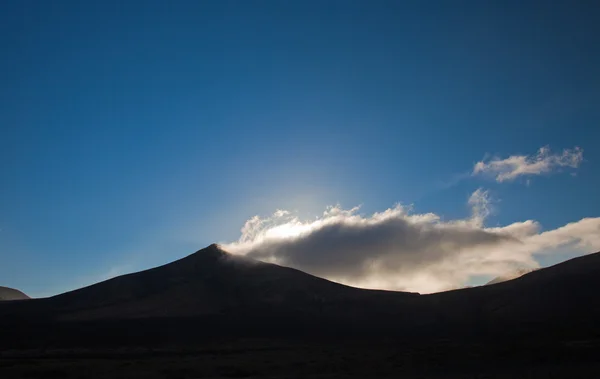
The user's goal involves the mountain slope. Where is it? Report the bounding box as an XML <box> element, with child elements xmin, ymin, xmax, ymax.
<box><xmin>4</xmin><ymin>244</ymin><xmax>417</xmax><ymax>321</ymax></box>
<box><xmin>485</xmin><ymin>267</ymin><xmax>538</xmax><ymax>285</ymax></box>
<box><xmin>423</xmin><ymin>251</ymin><xmax>600</xmax><ymax>339</ymax></box>
<box><xmin>1</xmin><ymin>246</ymin><xmax>599</xmax><ymax>348</ymax></box>
<box><xmin>0</xmin><ymin>286</ymin><xmax>29</xmax><ymax>301</ymax></box>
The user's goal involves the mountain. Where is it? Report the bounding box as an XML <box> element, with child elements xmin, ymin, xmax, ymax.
<box><xmin>37</xmin><ymin>244</ymin><xmax>418</xmax><ymax>321</ymax></box>
<box><xmin>485</xmin><ymin>267</ymin><xmax>538</xmax><ymax>285</ymax></box>
<box><xmin>0</xmin><ymin>244</ymin><xmax>420</xmax><ymax>328</ymax></box>
<box><xmin>0</xmin><ymin>286</ymin><xmax>29</xmax><ymax>301</ymax></box>
<box><xmin>422</xmin><ymin>251</ymin><xmax>600</xmax><ymax>340</ymax></box>
<box><xmin>1</xmin><ymin>245</ymin><xmax>599</xmax><ymax>348</ymax></box>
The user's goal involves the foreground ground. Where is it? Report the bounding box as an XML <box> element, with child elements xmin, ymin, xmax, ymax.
<box><xmin>2</xmin><ymin>338</ymin><xmax>599</xmax><ymax>379</ymax></box>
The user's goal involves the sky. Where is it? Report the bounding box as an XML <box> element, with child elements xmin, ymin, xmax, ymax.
<box><xmin>1</xmin><ymin>1</ymin><xmax>599</xmax><ymax>297</ymax></box>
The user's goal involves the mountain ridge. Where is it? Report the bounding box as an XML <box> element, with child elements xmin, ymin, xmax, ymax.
<box><xmin>1</xmin><ymin>245</ymin><xmax>599</xmax><ymax>348</ymax></box>
<box><xmin>485</xmin><ymin>267</ymin><xmax>539</xmax><ymax>285</ymax></box>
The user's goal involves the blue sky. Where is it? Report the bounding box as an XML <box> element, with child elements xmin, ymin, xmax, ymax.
<box><xmin>1</xmin><ymin>1</ymin><xmax>599</xmax><ymax>296</ymax></box>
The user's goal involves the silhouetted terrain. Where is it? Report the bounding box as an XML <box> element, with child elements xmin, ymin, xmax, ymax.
<box><xmin>0</xmin><ymin>286</ymin><xmax>29</xmax><ymax>301</ymax></box>
<box><xmin>485</xmin><ymin>267</ymin><xmax>538</xmax><ymax>285</ymax></box>
<box><xmin>1</xmin><ymin>245</ymin><xmax>600</xmax><ymax>378</ymax></box>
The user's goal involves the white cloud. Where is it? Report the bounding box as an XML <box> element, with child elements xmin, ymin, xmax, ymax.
<box><xmin>473</xmin><ymin>146</ymin><xmax>583</xmax><ymax>182</ymax></box>
<box><xmin>468</xmin><ymin>188</ymin><xmax>493</xmax><ymax>226</ymax></box>
<box><xmin>223</xmin><ymin>191</ymin><xmax>600</xmax><ymax>294</ymax></box>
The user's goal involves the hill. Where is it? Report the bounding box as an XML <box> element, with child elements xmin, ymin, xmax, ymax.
<box><xmin>36</xmin><ymin>244</ymin><xmax>418</xmax><ymax>321</ymax></box>
<box><xmin>0</xmin><ymin>286</ymin><xmax>29</xmax><ymax>301</ymax></box>
<box><xmin>1</xmin><ymin>245</ymin><xmax>599</xmax><ymax>348</ymax></box>
<box><xmin>485</xmin><ymin>267</ymin><xmax>538</xmax><ymax>285</ymax></box>
<box><xmin>422</xmin><ymin>252</ymin><xmax>600</xmax><ymax>339</ymax></box>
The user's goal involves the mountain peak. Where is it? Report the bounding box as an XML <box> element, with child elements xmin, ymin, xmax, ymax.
<box><xmin>190</xmin><ymin>243</ymin><xmax>229</xmax><ymax>259</ymax></box>
<box><xmin>197</xmin><ymin>243</ymin><xmax>227</xmax><ymax>254</ymax></box>
<box><xmin>166</xmin><ymin>244</ymin><xmax>232</xmax><ymax>270</ymax></box>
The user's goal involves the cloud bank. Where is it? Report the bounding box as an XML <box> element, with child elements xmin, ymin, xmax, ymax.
<box><xmin>223</xmin><ymin>191</ymin><xmax>600</xmax><ymax>293</ymax></box>
<box><xmin>473</xmin><ymin>146</ymin><xmax>583</xmax><ymax>182</ymax></box>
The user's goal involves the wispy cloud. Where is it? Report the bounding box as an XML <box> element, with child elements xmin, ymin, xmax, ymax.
<box><xmin>223</xmin><ymin>191</ymin><xmax>600</xmax><ymax>293</ymax></box>
<box><xmin>473</xmin><ymin>146</ymin><xmax>583</xmax><ymax>182</ymax></box>
<box><xmin>468</xmin><ymin>188</ymin><xmax>493</xmax><ymax>227</ymax></box>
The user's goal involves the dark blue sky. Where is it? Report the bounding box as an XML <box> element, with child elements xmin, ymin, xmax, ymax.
<box><xmin>1</xmin><ymin>1</ymin><xmax>599</xmax><ymax>296</ymax></box>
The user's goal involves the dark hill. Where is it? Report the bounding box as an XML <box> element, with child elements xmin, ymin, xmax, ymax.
<box><xmin>46</xmin><ymin>244</ymin><xmax>418</xmax><ymax>321</ymax></box>
<box><xmin>422</xmin><ymin>252</ymin><xmax>600</xmax><ymax>339</ymax></box>
<box><xmin>485</xmin><ymin>267</ymin><xmax>537</xmax><ymax>285</ymax></box>
<box><xmin>1</xmin><ymin>245</ymin><xmax>599</xmax><ymax>348</ymax></box>
<box><xmin>0</xmin><ymin>286</ymin><xmax>29</xmax><ymax>301</ymax></box>
<box><xmin>0</xmin><ymin>244</ymin><xmax>418</xmax><ymax>324</ymax></box>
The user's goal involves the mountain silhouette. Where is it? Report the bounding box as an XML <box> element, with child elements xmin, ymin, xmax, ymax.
<box><xmin>423</xmin><ymin>252</ymin><xmax>600</xmax><ymax>338</ymax></box>
<box><xmin>35</xmin><ymin>244</ymin><xmax>418</xmax><ymax>321</ymax></box>
<box><xmin>485</xmin><ymin>267</ymin><xmax>538</xmax><ymax>285</ymax></box>
<box><xmin>0</xmin><ymin>286</ymin><xmax>29</xmax><ymax>301</ymax></box>
<box><xmin>1</xmin><ymin>245</ymin><xmax>599</xmax><ymax>348</ymax></box>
